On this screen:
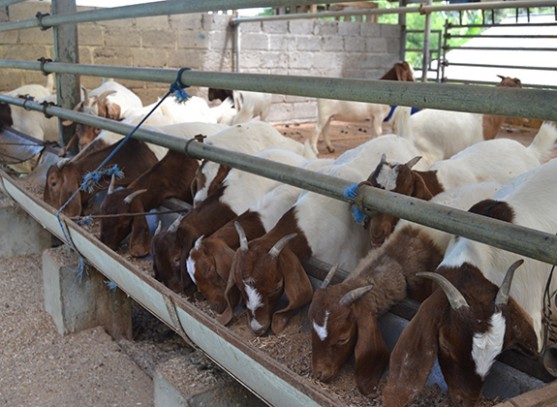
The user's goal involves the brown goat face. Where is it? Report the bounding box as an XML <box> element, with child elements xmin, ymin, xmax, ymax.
<box><xmin>76</xmin><ymin>124</ymin><xmax>101</xmax><ymax>151</ymax></box>
<box><xmin>99</xmin><ymin>190</ymin><xmax>134</xmax><ymax>250</ymax></box>
<box><xmin>187</xmin><ymin>249</ymin><xmax>228</xmax><ymax>313</ymax></box>
<box><xmin>44</xmin><ymin>164</ymin><xmax>82</xmax><ymax>217</ymax></box>
<box><xmin>240</xmin><ymin>259</ymin><xmax>284</xmax><ymax>336</ymax></box>
<box><xmin>309</xmin><ymin>290</ymin><xmax>356</xmax><ymax>383</ymax></box>
<box><xmin>152</xmin><ymin>232</ymin><xmax>185</xmax><ymax>293</ymax></box>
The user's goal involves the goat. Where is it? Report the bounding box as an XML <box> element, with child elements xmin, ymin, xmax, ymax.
<box><xmin>74</xmin><ymin>121</ymin><xmax>228</xmax><ymax>161</ymax></box>
<box><xmin>394</xmin><ymin>75</ymin><xmax>523</xmax><ymax>163</ymax></box>
<box><xmin>383</xmin><ymin>157</ymin><xmax>557</xmax><ymax>407</ymax></box>
<box><xmin>191</xmin><ymin>121</ymin><xmax>316</xmax><ymax>206</ymax></box>
<box><xmin>207</xmin><ymin>88</ymin><xmax>272</xmax><ymax>125</ymax></box>
<box><xmin>186</xmin><ymin>159</ymin><xmax>333</xmax><ymax>313</ymax></box>
<box><xmin>220</xmin><ymin>135</ymin><xmax>430</xmax><ymax>336</ymax></box>
<box><xmin>99</xmin><ymin>148</ymin><xmax>199</xmax><ymax>257</ymax></box>
<box><xmin>43</xmin><ymin>138</ymin><xmax>157</xmax><ymax>217</ymax></box>
<box><xmin>366</xmin><ymin>122</ymin><xmax>557</xmax><ymax>246</ymax></box>
<box><xmin>61</xmin><ymin>79</ymin><xmax>143</xmax><ymax>152</ymax></box>
<box><xmin>308</xmin><ymin>182</ymin><xmax>501</xmax><ymax>395</ymax></box>
<box><xmin>311</xmin><ymin>61</ymin><xmax>416</xmax><ymax>155</ymax></box>
<box><xmin>151</xmin><ymin>148</ymin><xmax>312</xmax><ymax>294</ymax></box>
<box><xmin>232</xmin><ymin>91</ymin><xmax>273</xmax><ymax>125</ymax></box>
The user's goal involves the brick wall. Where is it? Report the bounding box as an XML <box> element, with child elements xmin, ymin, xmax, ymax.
<box><xmin>0</xmin><ymin>1</ymin><xmax>401</xmax><ymax>123</ymax></box>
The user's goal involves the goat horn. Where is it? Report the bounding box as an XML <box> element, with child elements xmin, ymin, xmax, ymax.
<box><xmin>321</xmin><ymin>264</ymin><xmax>339</xmax><ymax>288</ymax></box>
<box><xmin>366</xmin><ymin>153</ymin><xmax>387</xmax><ymax>182</ymax></box>
<box><xmin>154</xmin><ymin>221</ymin><xmax>162</xmax><ymax>237</ymax></box>
<box><xmin>417</xmin><ymin>272</ymin><xmax>469</xmax><ymax>310</ymax></box>
<box><xmin>168</xmin><ymin>215</ymin><xmax>183</xmax><ymax>233</ymax></box>
<box><xmin>123</xmin><ymin>189</ymin><xmax>147</xmax><ymax>205</ymax></box>
<box><xmin>234</xmin><ymin>221</ymin><xmax>248</xmax><ymax>252</ymax></box>
<box><xmin>405</xmin><ymin>156</ymin><xmax>422</xmax><ymax>169</ymax></box>
<box><xmin>495</xmin><ymin>259</ymin><xmax>524</xmax><ymax>307</ymax></box>
<box><xmin>81</xmin><ymin>86</ymin><xmax>89</xmax><ymax>103</ymax></box>
<box><xmin>339</xmin><ymin>285</ymin><xmax>373</xmax><ymax>306</ymax></box>
<box><xmin>56</xmin><ymin>158</ymin><xmax>70</xmax><ymax>169</ymax></box>
<box><xmin>268</xmin><ymin>233</ymin><xmax>297</xmax><ymax>258</ymax></box>
<box><xmin>107</xmin><ymin>174</ymin><xmax>116</xmax><ymax>195</ymax></box>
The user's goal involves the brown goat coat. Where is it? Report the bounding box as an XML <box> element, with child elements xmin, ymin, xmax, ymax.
<box><xmin>220</xmin><ymin>208</ymin><xmax>314</xmax><ymax>334</ymax></box>
<box><xmin>368</xmin><ymin>161</ymin><xmax>442</xmax><ymax>246</ymax></box>
<box><xmin>100</xmin><ymin>149</ymin><xmax>199</xmax><ymax>257</ymax></box>
<box><xmin>309</xmin><ymin>225</ymin><xmax>439</xmax><ymax>394</ymax></box>
<box><xmin>44</xmin><ymin>139</ymin><xmax>157</xmax><ymax>217</ymax></box>
<box><xmin>190</xmin><ymin>209</ymin><xmax>267</xmax><ymax>313</ymax></box>
<box><xmin>383</xmin><ymin>199</ymin><xmax>538</xmax><ymax>407</ymax></box>
<box><xmin>152</xmin><ymin>186</ymin><xmax>237</xmax><ymax>294</ymax></box>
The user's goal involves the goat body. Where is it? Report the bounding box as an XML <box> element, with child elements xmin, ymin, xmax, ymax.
<box><xmin>43</xmin><ymin>139</ymin><xmax>157</xmax><ymax>217</ymax></box>
<box><xmin>308</xmin><ymin>182</ymin><xmax>501</xmax><ymax>395</ymax></box>
<box><xmin>368</xmin><ymin>122</ymin><xmax>557</xmax><ymax>246</ymax></box>
<box><xmin>222</xmin><ymin>135</ymin><xmax>429</xmax><ymax>336</ymax></box>
<box><xmin>394</xmin><ymin>75</ymin><xmax>523</xmax><ymax>162</ymax></box>
<box><xmin>152</xmin><ymin>148</ymin><xmax>311</xmax><ymax>294</ymax></box>
<box><xmin>383</xmin><ymin>158</ymin><xmax>557</xmax><ymax>407</ymax></box>
<box><xmin>99</xmin><ymin>149</ymin><xmax>199</xmax><ymax>257</ymax></box>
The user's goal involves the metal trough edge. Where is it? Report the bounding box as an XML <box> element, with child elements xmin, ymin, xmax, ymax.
<box><xmin>0</xmin><ymin>170</ymin><xmax>341</xmax><ymax>407</ymax></box>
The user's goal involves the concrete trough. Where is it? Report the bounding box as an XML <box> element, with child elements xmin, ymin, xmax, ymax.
<box><xmin>0</xmin><ymin>167</ymin><xmax>555</xmax><ymax>407</ymax></box>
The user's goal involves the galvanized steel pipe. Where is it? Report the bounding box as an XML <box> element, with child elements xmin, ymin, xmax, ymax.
<box><xmin>0</xmin><ymin>0</ymin><xmax>27</xmax><ymax>6</ymax></box>
<box><xmin>0</xmin><ymin>0</ymin><xmax>350</xmax><ymax>32</ymax></box>
<box><xmin>2</xmin><ymin>94</ymin><xmax>556</xmax><ymax>265</ymax></box>
<box><xmin>0</xmin><ymin>61</ymin><xmax>556</xmax><ymax>120</ymax></box>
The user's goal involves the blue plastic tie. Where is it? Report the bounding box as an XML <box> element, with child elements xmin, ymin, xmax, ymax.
<box><xmin>105</xmin><ymin>280</ymin><xmax>118</xmax><ymax>291</ymax></box>
<box><xmin>344</xmin><ymin>183</ymin><xmax>370</xmax><ymax>225</ymax></box>
<box><xmin>170</xmin><ymin>67</ymin><xmax>191</xmax><ymax>103</ymax></box>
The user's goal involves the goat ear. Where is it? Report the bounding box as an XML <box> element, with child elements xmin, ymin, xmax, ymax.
<box><xmin>411</xmin><ymin>172</ymin><xmax>434</xmax><ymax>200</ymax></box>
<box><xmin>105</xmin><ymin>101</ymin><xmax>121</xmax><ymax>121</ymax></box>
<box><xmin>505</xmin><ymin>299</ymin><xmax>538</xmax><ymax>357</ymax></box>
<box><xmin>217</xmin><ymin>250</ymin><xmax>242</xmax><ymax>326</ymax></box>
<box><xmin>213</xmin><ymin>245</ymin><xmax>235</xmax><ymax>282</ymax></box>
<box><xmin>129</xmin><ymin>215</ymin><xmax>151</xmax><ymax>258</ymax></box>
<box><xmin>271</xmin><ymin>248</ymin><xmax>313</xmax><ymax>334</ymax></box>
<box><xmin>352</xmin><ymin>302</ymin><xmax>389</xmax><ymax>395</ymax></box>
<box><xmin>383</xmin><ymin>293</ymin><xmax>445</xmax><ymax>407</ymax></box>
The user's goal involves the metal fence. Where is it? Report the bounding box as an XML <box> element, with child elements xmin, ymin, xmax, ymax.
<box><xmin>0</xmin><ymin>0</ymin><xmax>556</xmax><ymax>263</ymax></box>
<box><xmin>1</xmin><ymin>0</ymin><xmax>557</xmax><ymax>404</ymax></box>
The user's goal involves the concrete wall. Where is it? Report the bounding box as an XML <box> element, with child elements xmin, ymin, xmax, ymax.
<box><xmin>0</xmin><ymin>1</ymin><xmax>401</xmax><ymax>123</ymax></box>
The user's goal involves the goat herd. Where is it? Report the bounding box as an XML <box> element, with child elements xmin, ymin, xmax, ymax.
<box><xmin>1</xmin><ymin>64</ymin><xmax>556</xmax><ymax>407</ymax></box>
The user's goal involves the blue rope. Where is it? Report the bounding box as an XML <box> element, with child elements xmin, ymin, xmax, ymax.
<box><xmin>55</xmin><ymin>68</ymin><xmax>192</xmax><ymax>274</ymax></box>
<box><xmin>344</xmin><ymin>183</ymin><xmax>369</xmax><ymax>225</ymax></box>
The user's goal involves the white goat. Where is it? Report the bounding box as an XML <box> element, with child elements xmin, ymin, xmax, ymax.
<box><xmin>311</xmin><ymin>99</ymin><xmax>391</xmax><ymax>155</ymax></box>
<box><xmin>231</xmin><ymin>91</ymin><xmax>273</xmax><ymax>125</ymax></box>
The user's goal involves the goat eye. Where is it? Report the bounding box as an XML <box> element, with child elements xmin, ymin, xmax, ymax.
<box><xmin>336</xmin><ymin>336</ymin><xmax>351</xmax><ymax>346</ymax></box>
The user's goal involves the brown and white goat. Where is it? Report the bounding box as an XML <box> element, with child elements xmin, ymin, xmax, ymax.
<box><xmin>186</xmin><ymin>177</ymin><xmax>317</xmax><ymax>313</ymax></box>
<box><xmin>43</xmin><ymin>139</ymin><xmax>157</xmax><ymax>217</ymax></box>
<box><xmin>383</xmin><ymin>158</ymin><xmax>557</xmax><ymax>407</ymax></box>
<box><xmin>308</xmin><ymin>182</ymin><xmax>501</xmax><ymax>395</ymax></box>
<box><xmin>366</xmin><ymin>122</ymin><xmax>557</xmax><ymax>246</ymax></box>
<box><xmin>61</xmin><ymin>79</ymin><xmax>143</xmax><ymax>153</ymax></box>
<box><xmin>311</xmin><ymin>61</ymin><xmax>415</xmax><ymax>155</ymax></box>
<box><xmin>191</xmin><ymin>121</ymin><xmax>315</xmax><ymax>206</ymax></box>
<box><xmin>151</xmin><ymin>148</ymin><xmax>311</xmax><ymax>294</ymax></box>
<box><xmin>220</xmin><ymin>135</ymin><xmax>429</xmax><ymax>336</ymax></box>
<box><xmin>99</xmin><ymin>149</ymin><xmax>199</xmax><ymax>257</ymax></box>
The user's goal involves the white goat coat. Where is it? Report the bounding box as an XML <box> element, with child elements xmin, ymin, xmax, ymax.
<box><xmin>440</xmin><ymin>157</ymin><xmax>557</xmax><ymax>351</ymax></box>
<box><xmin>294</xmin><ymin>134</ymin><xmax>430</xmax><ymax>270</ymax></box>
<box><xmin>193</xmin><ymin>121</ymin><xmax>316</xmax><ymax>205</ymax></box>
<box><xmin>430</xmin><ymin>122</ymin><xmax>557</xmax><ymax>190</ymax></box>
<box><xmin>395</xmin><ymin>107</ymin><xmax>485</xmax><ymax>163</ymax></box>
